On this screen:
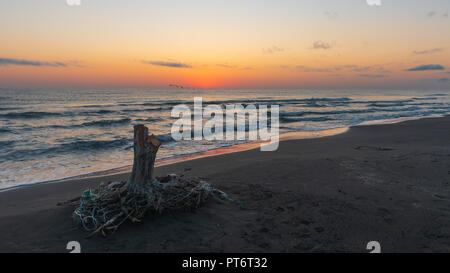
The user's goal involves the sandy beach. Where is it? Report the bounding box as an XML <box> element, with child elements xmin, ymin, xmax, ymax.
<box><xmin>0</xmin><ymin>116</ymin><xmax>449</xmax><ymax>253</ymax></box>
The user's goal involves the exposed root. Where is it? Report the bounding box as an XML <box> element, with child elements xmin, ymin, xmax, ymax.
<box><xmin>70</xmin><ymin>174</ymin><xmax>242</xmax><ymax>237</ymax></box>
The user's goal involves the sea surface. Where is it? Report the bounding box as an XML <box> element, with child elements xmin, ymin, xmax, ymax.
<box><xmin>0</xmin><ymin>88</ymin><xmax>449</xmax><ymax>189</ymax></box>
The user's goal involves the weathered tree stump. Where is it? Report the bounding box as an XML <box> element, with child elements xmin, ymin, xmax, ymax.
<box><xmin>127</xmin><ymin>124</ymin><xmax>161</xmax><ymax>194</ymax></box>
<box><xmin>70</xmin><ymin>124</ymin><xmax>239</xmax><ymax>236</ymax></box>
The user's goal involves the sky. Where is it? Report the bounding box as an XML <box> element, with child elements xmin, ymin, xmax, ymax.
<box><xmin>0</xmin><ymin>0</ymin><xmax>450</xmax><ymax>89</ymax></box>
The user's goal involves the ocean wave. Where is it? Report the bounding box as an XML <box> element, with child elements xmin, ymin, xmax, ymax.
<box><xmin>141</xmin><ymin>100</ymin><xmax>187</xmax><ymax>106</ymax></box>
<box><xmin>80</xmin><ymin>118</ymin><xmax>131</xmax><ymax>127</ymax></box>
<box><xmin>280</xmin><ymin>109</ymin><xmax>371</xmax><ymax>117</ymax></box>
<box><xmin>412</xmin><ymin>97</ymin><xmax>438</xmax><ymax>100</ymax></box>
<box><xmin>0</xmin><ymin>128</ymin><xmax>12</xmax><ymax>134</ymax></box>
<box><xmin>0</xmin><ymin>140</ymin><xmax>15</xmax><ymax>148</ymax></box>
<box><xmin>280</xmin><ymin>106</ymin><xmax>421</xmax><ymax>118</ymax></box>
<box><xmin>355</xmin><ymin>109</ymin><xmax>449</xmax><ymax>124</ymax></box>
<box><xmin>156</xmin><ymin>133</ymin><xmax>175</xmax><ymax>143</ymax></box>
<box><xmin>4</xmin><ymin>138</ymin><xmax>131</xmax><ymax>161</ymax></box>
<box><xmin>280</xmin><ymin>116</ymin><xmax>335</xmax><ymax>123</ymax></box>
<box><xmin>407</xmin><ymin>102</ymin><xmax>445</xmax><ymax>106</ymax></box>
<box><xmin>0</xmin><ymin>107</ymin><xmax>22</xmax><ymax>111</ymax></box>
<box><xmin>79</xmin><ymin>109</ymin><xmax>118</xmax><ymax>115</ymax></box>
<box><xmin>369</xmin><ymin>102</ymin><xmax>406</xmax><ymax>107</ymax></box>
<box><xmin>428</xmin><ymin>105</ymin><xmax>450</xmax><ymax>110</ymax></box>
<box><xmin>79</xmin><ymin>104</ymin><xmax>116</xmax><ymax>108</ymax></box>
<box><xmin>348</xmin><ymin>99</ymin><xmax>413</xmax><ymax>105</ymax></box>
<box><xmin>375</xmin><ymin>106</ymin><xmax>421</xmax><ymax>112</ymax></box>
<box><xmin>205</xmin><ymin>97</ymin><xmax>353</xmax><ymax>106</ymax></box>
<box><xmin>120</xmin><ymin>106</ymin><xmax>173</xmax><ymax>113</ymax></box>
<box><xmin>135</xmin><ymin>117</ymin><xmax>164</xmax><ymax>122</ymax></box>
<box><xmin>0</xmin><ymin>111</ymin><xmax>64</xmax><ymax>119</ymax></box>
<box><xmin>139</xmin><ymin>97</ymin><xmax>353</xmax><ymax>108</ymax></box>
<box><xmin>58</xmin><ymin>139</ymin><xmax>130</xmax><ymax>151</ymax></box>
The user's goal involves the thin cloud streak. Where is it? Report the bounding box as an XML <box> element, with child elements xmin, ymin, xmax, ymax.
<box><xmin>293</xmin><ymin>64</ymin><xmax>389</xmax><ymax>74</ymax></box>
<box><xmin>413</xmin><ymin>48</ymin><xmax>443</xmax><ymax>55</ymax></box>
<box><xmin>312</xmin><ymin>40</ymin><xmax>332</xmax><ymax>50</ymax></box>
<box><xmin>406</xmin><ymin>64</ymin><xmax>445</xmax><ymax>71</ymax></box>
<box><xmin>0</xmin><ymin>58</ymin><xmax>73</xmax><ymax>67</ymax></box>
<box><xmin>263</xmin><ymin>46</ymin><xmax>284</xmax><ymax>54</ymax></box>
<box><xmin>358</xmin><ymin>74</ymin><xmax>386</xmax><ymax>78</ymax></box>
<box><xmin>141</xmin><ymin>60</ymin><xmax>192</xmax><ymax>68</ymax></box>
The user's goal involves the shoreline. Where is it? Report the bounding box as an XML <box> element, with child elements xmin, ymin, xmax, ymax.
<box><xmin>1</xmin><ymin>113</ymin><xmax>445</xmax><ymax>193</ymax></box>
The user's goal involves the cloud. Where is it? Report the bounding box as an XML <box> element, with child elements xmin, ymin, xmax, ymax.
<box><xmin>358</xmin><ymin>74</ymin><xmax>386</xmax><ymax>78</ymax></box>
<box><xmin>413</xmin><ymin>48</ymin><xmax>443</xmax><ymax>55</ymax></box>
<box><xmin>216</xmin><ymin>64</ymin><xmax>238</xmax><ymax>69</ymax></box>
<box><xmin>427</xmin><ymin>11</ymin><xmax>437</xmax><ymax>18</ymax></box>
<box><xmin>324</xmin><ymin>11</ymin><xmax>338</xmax><ymax>20</ymax></box>
<box><xmin>312</xmin><ymin>40</ymin><xmax>332</xmax><ymax>50</ymax></box>
<box><xmin>406</xmin><ymin>64</ymin><xmax>445</xmax><ymax>71</ymax></box>
<box><xmin>341</xmin><ymin>65</ymin><xmax>372</xmax><ymax>72</ymax></box>
<box><xmin>141</xmin><ymin>60</ymin><xmax>192</xmax><ymax>68</ymax></box>
<box><xmin>295</xmin><ymin>66</ymin><xmax>333</xmax><ymax>73</ymax></box>
<box><xmin>263</xmin><ymin>46</ymin><xmax>284</xmax><ymax>54</ymax></box>
<box><xmin>427</xmin><ymin>11</ymin><xmax>448</xmax><ymax>18</ymax></box>
<box><xmin>294</xmin><ymin>64</ymin><xmax>388</xmax><ymax>74</ymax></box>
<box><xmin>366</xmin><ymin>0</ymin><xmax>382</xmax><ymax>7</ymax></box>
<box><xmin>0</xmin><ymin>58</ymin><xmax>73</xmax><ymax>67</ymax></box>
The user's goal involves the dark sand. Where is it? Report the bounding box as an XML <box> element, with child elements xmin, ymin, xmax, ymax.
<box><xmin>1</xmin><ymin>116</ymin><xmax>449</xmax><ymax>253</ymax></box>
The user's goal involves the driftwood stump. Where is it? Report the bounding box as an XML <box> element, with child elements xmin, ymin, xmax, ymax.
<box><xmin>127</xmin><ymin>124</ymin><xmax>161</xmax><ymax>194</ymax></box>
<box><xmin>69</xmin><ymin>124</ymin><xmax>240</xmax><ymax>236</ymax></box>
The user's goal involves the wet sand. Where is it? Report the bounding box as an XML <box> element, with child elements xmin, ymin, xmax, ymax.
<box><xmin>0</xmin><ymin>116</ymin><xmax>449</xmax><ymax>253</ymax></box>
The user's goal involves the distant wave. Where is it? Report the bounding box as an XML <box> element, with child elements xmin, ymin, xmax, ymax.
<box><xmin>280</xmin><ymin>109</ymin><xmax>370</xmax><ymax>117</ymax></box>
<box><xmin>0</xmin><ymin>109</ymin><xmax>143</xmax><ymax>119</ymax></box>
<box><xmin>122</xmin><ymin>107</ymin><xmax>173</xmax><ymax>113</ymax></box>
<box><xmin>348</xmin><ymin>99</ymin><xmax>413</xmax><ymax>105</ymax></box>
<box><xmin>369</xmin><ymin>102</ymin><xmax>406</xmax><ymax>107</ymax></box>
<box><xmin>0</xmin><ymin>107</ymin><xmax>22</xmax><ymax>111</ymax></box>
<box><xmin>135</xmin><ymin>117</ymin><xmax>163</xmax><ymax>122</ymax></box>
<box><xmin>134</xmin><ymin>97</ymin><xmax>354</xmax><ymax>108</ymax></box>
<box><xmin>0</xmin><ymin>111</ymin><xmax>64</xmax><ymax>119</ymax></box>
<box><xmin>279</xmin><ymin>106</ymin><xmax>421</xmax><ymax>118</ymax></box>
<box><xmin>412</xmin><ymin>97</ymin><xmax>438</xmax><ymax>100</ymax></box>
<box><xmin>79</xmin><ymin>109</ymin><xmax>118</xmax><ymax>115</ymax></box>
<box><xmin>31</xmin><ymin>117</ymin><xmax>162</xmax><ymax>131</ymax></box>
<box><xmin>280</xmin><ymin>116</ymin><xmax>335</xmax><ymax>123</ymax></box>
<box><xmin>80</xmin><ymin>118</ymin><xmax>131</xmax><ymax>127</ymax></box>
<box><xmin>79</xmin><ymin>104</ymin><xmax>116</xmax><ymax>108</ymax></box>
<box><xmin>203</xmin><ymin>97</ymin><xmax>353</xmax><ymax>106</ymax></box>
<box><xmin>141</xmin><ymin>101</ymin><xmax>186</xmax><ymax>106</ymax></box>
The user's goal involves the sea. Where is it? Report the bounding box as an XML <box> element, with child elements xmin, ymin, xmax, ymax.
<box><xmin>0</xmin><ymin>88</ymin><xmax>449</xmax><ymax>190</ymax></box>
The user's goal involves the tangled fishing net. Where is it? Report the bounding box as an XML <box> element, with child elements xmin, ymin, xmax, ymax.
<box><xmin>67</xmin><ymin>174</ymin><xmax>242</xmax><ymax>237</ymax></box>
